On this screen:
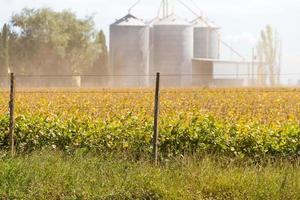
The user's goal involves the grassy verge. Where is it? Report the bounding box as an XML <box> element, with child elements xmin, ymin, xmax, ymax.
<box><xmin>0</xmin><ymin>151</ymin><xmax>299</xmax><ymax>199</ymax></box>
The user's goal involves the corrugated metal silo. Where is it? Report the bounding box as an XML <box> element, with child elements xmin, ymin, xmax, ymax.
<box><xmin>148</xmin><ymin>17</ymin><xmax>160</xmax><ymax>85</ymax></box>
<box><xmin>109</xmin><ymin>14</ymin><xmax>149</xmax><ymax>87</ymax></box>
<box><xmin>193</xmin><ymin>19</ymin><xmax>220</xmax><ymax>59</ymax></box>
<box><xmin>151</xmin><ymin>14</ymin><xmax>193</xmax><ymax>87</ymax></box>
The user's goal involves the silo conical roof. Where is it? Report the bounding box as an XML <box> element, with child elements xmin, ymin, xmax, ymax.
<box><xmin>191</xmin><ymin>17</ymin><xmax>219</xmax><ymax>28</ymax></box>
<box><xmin>154</xmin><ymin>14</ymin><xmax>191</xmax><ymax>26</ymax></box>
<box><xmin>148</xmin><ymin>17</ymin><xmax>161</xmax><ymax>26</ymax></box>
<box><xmin>111</xmin><ymin>14</ymin><xmax>146</xmax><ymax>26</ymax></box>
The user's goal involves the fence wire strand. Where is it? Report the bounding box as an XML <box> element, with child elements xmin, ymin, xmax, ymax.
<box><xmin>0</xmin><ymin>73</ymin><xmax>300</xmax><ymax>77</ymax></box>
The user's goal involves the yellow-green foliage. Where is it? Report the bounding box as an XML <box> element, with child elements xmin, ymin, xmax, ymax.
<box><xmin>0</xmin><ymin>88</ymin><xmax>300</xmax><ymax>158</ymax></box>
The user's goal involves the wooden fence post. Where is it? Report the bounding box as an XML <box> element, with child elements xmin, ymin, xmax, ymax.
<box><xmin>9</xmin><ymin>73</ymin><xmax>15</xmax><ymax>156</ymax></box>
<box><xmin>153</xmin><ymin>72</ymin><xmax>160</xmax><ymax>165</ymax></box>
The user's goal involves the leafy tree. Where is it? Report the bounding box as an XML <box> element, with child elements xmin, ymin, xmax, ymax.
<box><xmin>0</xmin><ymin>23</ymin><xmax>9</xmax><ymax>75</ymax></box>
<box><xmin>0</xmin><ymin>29</ymin><xmax>2</xmax><ymax>74</ymax></box>
<box><xmin>9</xmin><ymin>8</ymin><xmax>102</xmax><ymax>75</ymax></box>
<box><xmin>93</xmin><ymin>30</ymin><xmax>108</xmax><ymax>74</ymax></box>
<box><xmin>256</xmin><ymin>25</ymin><xmax>281</xmax><ymax>86</ymax></box>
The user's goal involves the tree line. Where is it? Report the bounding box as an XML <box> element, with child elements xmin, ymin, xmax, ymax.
<box><xmin>256</xmin><ymin>25</ymin><xmax>282</xmax><ymax>86</ymax></box>
<box><xmin>0</xmin><ymin>8</ymin><xmax>108</xmax><ymax>77</ymax></box>
<box><xmin>0</xmin><ymin>7</ymin><xmax>281</xmax><ymax>86</ymax></box>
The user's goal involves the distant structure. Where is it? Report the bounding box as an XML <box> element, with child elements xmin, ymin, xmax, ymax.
<box><xmin>150</xmin><ymin>14</ymin><xmax>193</xmax><ymax>86</ymax></box>
<box><xmin>192</xmin><ymin>18</ymin><xmax>220</xmax><ymax>59</ymax></box>
<box><xmin>109</xmin><ymin>0</ymin><xmax>259</xmax><ymax>87</ymax></box>
<box><xmin>109</xmin><ymin>14</ymin><xmax>149</xmax><ymax>87</ymax></box>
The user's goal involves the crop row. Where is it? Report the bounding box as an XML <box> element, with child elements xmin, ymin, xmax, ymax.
<box><xmin>0</xmin><ymin>89</ymin><xmax>300</xmax><ymax>158</ymax></box>
<box><xmin>0</xmin><ymin>114</ymin><xmax>299</xmax><ymax>158</ymax></box>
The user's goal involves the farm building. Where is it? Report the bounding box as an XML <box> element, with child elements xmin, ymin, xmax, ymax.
<box><xmin>109</xmin><ymin>0</ymin><xmax>260</xmax><ymax>87</ymax></box>
<box><xmin>109</xmin><ymin>14</ymin><xmax>149</xmax><ymax>87</ymax></box>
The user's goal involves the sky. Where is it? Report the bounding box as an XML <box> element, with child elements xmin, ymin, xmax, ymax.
<box><xmin>0</xmin><ymin>0</ymin><xmax>299</xmax><ymax>80</ymax></box>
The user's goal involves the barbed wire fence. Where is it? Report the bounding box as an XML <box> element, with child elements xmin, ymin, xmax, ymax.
<box><xmin>1</xmin><ymin>72</ymin><xmax>300</xmax><ymax>161</ymax></box>
<box><xmin>1</xmin><ymin>72</ymin><xmax>300</xmax><ymax>89</ymax></box>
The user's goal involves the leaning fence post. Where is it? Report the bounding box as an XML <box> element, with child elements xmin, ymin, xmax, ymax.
<box><xmin>9</xmin><ymin>73</ymin><xmax>15</xmax><ymax>156</ymax></box>
<box><xmin>153</xmin><ymin>72</ymin><xmax>160</xmax><ymax>165</ymax></box>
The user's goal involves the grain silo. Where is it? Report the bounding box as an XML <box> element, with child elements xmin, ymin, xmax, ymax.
<box><xmin>109</xmin><ymin>14</ymin><xmax>149</xmax><ymax>87</ymax></box>
<box><xmin>193</xmin><ymin>18</ymin><xmax>220</xmax><ymax>59</ymax></box>
<box><xmin>148</xmin><ymin>17</ymin><xmax>161</xmax><ymax>85</ymax></box>
<box><xmin>151</xmin><ymin>14</ymin><xmax>193</xmax><ymax>87</ymax></box>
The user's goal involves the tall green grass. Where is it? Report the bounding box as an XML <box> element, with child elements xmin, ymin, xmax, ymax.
<box><xmin>0</xmin><ymin>151</ymin><xmax>299</xmax><ymax>199</ymax></box>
